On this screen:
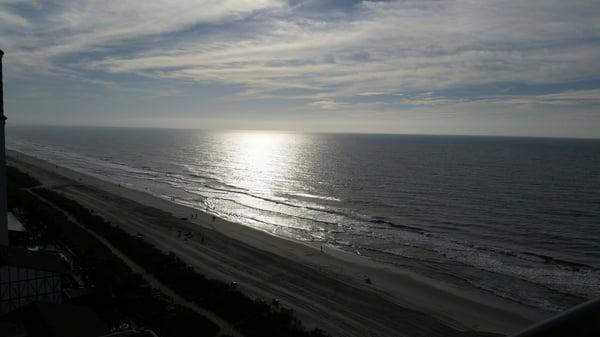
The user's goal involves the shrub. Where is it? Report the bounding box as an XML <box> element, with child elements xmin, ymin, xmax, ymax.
<box><xmin>36</xmin><ymin>187</ymin><xmax>330</xmax><ymax>337</ymax></box>
<box><xmin>7</xmin><ymin>169</ymin><xmax>219</xmax><ymax>337</ymax></box>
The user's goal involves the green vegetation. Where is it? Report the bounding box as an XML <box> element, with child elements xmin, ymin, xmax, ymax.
<box><xmin>8</xmin><ymin>166</ymin><xmax>329</xmax><ymax>337</ymax></box>
<box><xmin>37</xmin><ymin>187</ymin><xmax>329</xmax><ymax>337</ymax></box>
<box><xmin>7</xmin><ymin>166</ymin><xmax>41</xmax><ymax>189</ymax></box>
<box><xmin>7</xmin><ymin>166</ymin><xmax>219</xmax><ymax>337</ymax></box>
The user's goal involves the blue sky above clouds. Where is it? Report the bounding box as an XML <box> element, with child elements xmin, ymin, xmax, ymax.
<box><xmin>1</xmin><ymin>0</ymin><xmax>600</xmax><ymax>137</ymax></box>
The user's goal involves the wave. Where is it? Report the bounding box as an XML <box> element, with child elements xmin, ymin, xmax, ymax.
<box><xmin>207</xmin><ymin>196</ymin><xmax>343</xmax><ymax>228</ymax></box>
<box><xmin>371</xmin><ymin>241</ymin><xmax>597</xmax><ymax>312</ymax></box>
<box><xmin>291</xmin><ymin>192</ymin><xmax>342</xmax><ymax>202</ymax></box>
<box><xmin>519</xmin><ymin>251</ymin><xmax>596</xmax><ymax>270</ymax></box>
<box><xmin>369</xmin><ymin>216</ymin><xmax>425</xmax><ymax>233</ymax></box>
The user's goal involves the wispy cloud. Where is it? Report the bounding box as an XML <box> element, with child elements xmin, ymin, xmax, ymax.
<box><xmin>1</xmin><ymin>0</ymin><xmax>285</xmax><ymax>73</ymax></box>
<box><xmin>1</xmin><ymin>0</ymin><xmax>599</xmax><ymax>136</ymax></box>
<box><xmin>309</xmin><ymin>100</ymin><xmax>349</xmax><ymax>111</ymax></box>
<box><xmin>78</xmin><ymin>1</ymin><xmax>600</xmax><ymax>100</ymax></box>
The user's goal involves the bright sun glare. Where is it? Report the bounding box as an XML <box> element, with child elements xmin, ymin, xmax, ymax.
<box><xmin>226</xmin><ymin>132</ymin><xmax>296</xmax><ymax>194</ymax></box>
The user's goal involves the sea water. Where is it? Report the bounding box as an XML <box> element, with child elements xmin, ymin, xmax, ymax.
<box><xmin>7</xmin><ymin>125</ymin><xmax>600</xmax><ymax>312</ymax></box>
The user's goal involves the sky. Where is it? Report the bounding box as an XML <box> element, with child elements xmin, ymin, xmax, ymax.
<box><xmin>1</xmin><ymin>0</ymin><xmax>599</xmax><ymax>138</ymax></box>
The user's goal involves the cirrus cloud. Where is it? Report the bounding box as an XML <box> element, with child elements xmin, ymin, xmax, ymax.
<box><xmin>1</xmin><ymin>0</ymin><xmax>600</xmax><ymax>137</ymax></box>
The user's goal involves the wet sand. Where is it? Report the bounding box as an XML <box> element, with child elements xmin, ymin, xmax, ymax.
<box><xmin>7</xmin><ymin>150</ymin><xmax>548</xmax><ymax>337</ymax></box>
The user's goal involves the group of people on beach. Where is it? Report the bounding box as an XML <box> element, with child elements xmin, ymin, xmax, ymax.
<box><xmin>189</xmin><ymin>212</ymin><xmax>217</xmax><ymax>222</ymax></box>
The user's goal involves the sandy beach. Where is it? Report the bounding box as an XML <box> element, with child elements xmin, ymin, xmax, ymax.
<box><xmin>7</xmin><ymin>150</ymin><xmax>548</xmax><ymax>337</ymax></box>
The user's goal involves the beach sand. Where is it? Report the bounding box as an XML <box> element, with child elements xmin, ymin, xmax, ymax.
<box><xmin>7</xmin><ymin>150</ymin><xmax>548</xmax><ymax>337</ymax></box>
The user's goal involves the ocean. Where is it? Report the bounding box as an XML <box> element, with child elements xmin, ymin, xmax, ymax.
<box><xmin>7</xmin><ymin>125</ymin><xmax>600</xmax><ymax>313</ymax></box>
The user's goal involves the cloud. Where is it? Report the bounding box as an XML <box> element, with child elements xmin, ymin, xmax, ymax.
<box><xmin>309</xmin><ymin>100</ymin><xmax>348</xmax><ymax>110</ymax></box>
<box><xmin>1</xmin><ymin>0</ymin><xmax>599</xmax><ymax>136</ymax></box>
<box><xmin>479</xmin><ymin>89</ymin><xmax>600</xmax><ymax>107</ymax></box>
<box><xmin>0</xmin><ymin>0</ymin><xmax>285</xmax><ymax>74</ymax></box>
<box><xmin>75</xmin><ymin>1</ymin><xmax>600</xmax><ymax>101</ymax></box>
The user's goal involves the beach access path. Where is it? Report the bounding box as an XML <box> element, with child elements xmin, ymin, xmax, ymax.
<box><xmin>28</xmin><ymin>188</ymin><xmax>243</xmax><ymax>337</ymax></box>
<box><xmin>7</xmin><ymin>150</ymin><xmax>547</xmax><ymax>337</ymax></box>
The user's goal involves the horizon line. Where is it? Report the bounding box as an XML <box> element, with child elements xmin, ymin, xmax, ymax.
<box><xmin>6</xmin><ymin>122</ymin><xmax>600</xmax><ymax>141</ymax></box>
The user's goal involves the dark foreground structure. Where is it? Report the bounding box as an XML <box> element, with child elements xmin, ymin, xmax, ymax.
<box><xmin>0</xmin><ymin>302</ymin><xmax>159</xmax><ymax>337</ymax></box>
<box><xmin>509</xmin><ymin>297</ymin><xmax>600</xmax><ymax>337</ymax></box>
<box><xmin>0</xmin><ymin>246</ymin><xmax>67</xmax><ymax>314</ymax></box>
<box><xmin>0</xmin><ymin>49</ymin><xmax>166</xmax><ymax>337</ymax></box>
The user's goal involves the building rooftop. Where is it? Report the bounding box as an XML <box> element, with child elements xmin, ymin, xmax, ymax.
<box><xmin>0</xmin><ymin>245</ymin><xmax>69</xmax><ymax>274</ymax></box>
<box><xmin>8</xmin><ymin>213</ymin><xmax>26</xmax><ymax>232</ymax></box>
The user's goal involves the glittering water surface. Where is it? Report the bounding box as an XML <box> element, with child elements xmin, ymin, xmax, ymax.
<box><xmin>7</xmin><ymin>125</ymin><xmax>600</xmax><ymax>312</ymax></box>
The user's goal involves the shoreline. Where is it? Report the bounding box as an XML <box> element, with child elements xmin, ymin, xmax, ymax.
<box><xmin>7</xmin><ymin>149</ymin><xmax>548</xmax><ymax>336</ymax></box>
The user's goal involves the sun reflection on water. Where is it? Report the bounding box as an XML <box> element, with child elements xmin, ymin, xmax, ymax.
<box><xmin>194</xmin><ymin>130</ymin><xmax>326</xmax><ymax>238</ymax></box>
<box><xmin>224</xmin><ymin>131</ymin><xmax>299</xmax><ymax>195</ymax></box>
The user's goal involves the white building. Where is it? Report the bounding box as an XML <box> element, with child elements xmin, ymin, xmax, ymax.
<box><xmin>0</xmin><ymin>49</ymin><xmax>7</xmax><ymax>246</ymax></box>
<box><xmin>0</xmin><ymin>50</ymin><xmax>70</xmax><ymax>317</ymax></box>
